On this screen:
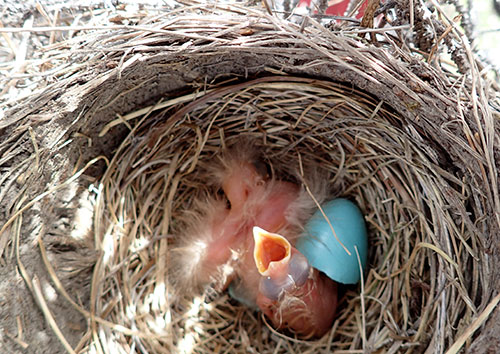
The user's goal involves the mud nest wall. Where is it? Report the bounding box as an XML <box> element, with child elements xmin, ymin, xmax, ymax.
<box><xmin>1</xmin><ymin>2</ymin><xmax>499</xmax><ymax>353</ymax></box>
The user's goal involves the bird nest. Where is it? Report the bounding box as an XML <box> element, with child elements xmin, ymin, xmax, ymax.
<box><xmin>1</xmin><ymin>1</ymin><xmax>500</xmax><ymax>353</ymax></box>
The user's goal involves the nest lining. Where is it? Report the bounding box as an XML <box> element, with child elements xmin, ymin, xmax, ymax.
<box><xmin>79</xmin><ymin>75</ymin><xmax>486</xmax><ymax>353</ymax></box>
<box><xmin>0</xmin><ymin>1</ymin><xmax>499</xmax><ymax>353</ymax></box>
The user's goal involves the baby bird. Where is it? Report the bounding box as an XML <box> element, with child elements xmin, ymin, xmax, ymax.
<box><xmin>253</xmin><ymin>226</ymin><xmax>338</xmax><ymax>338</ymax></box>
<box><xmin>171</xmin><ymin>142</ymin><xmax>338</xmax><ymax>337</ymax></box>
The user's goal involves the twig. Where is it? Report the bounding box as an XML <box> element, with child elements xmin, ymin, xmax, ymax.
<box><xmin>445</xmin><ymin>292</ymin><xmax>500</xmax><ymax>354</ymax></box>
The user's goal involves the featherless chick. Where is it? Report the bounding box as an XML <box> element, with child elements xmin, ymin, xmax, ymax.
<box><xmin>171</xmin><ymin>141</ymin><xmax>338</xmax><ymax>337</ymax></box>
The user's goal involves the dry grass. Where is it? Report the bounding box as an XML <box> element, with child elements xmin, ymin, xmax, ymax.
<box><xmin>84</xmin><ymin>75</ymin><xmax>488</xmax><ymax>353</ymax></box>
<box><xmin>0</xmin><ymin>1</ymin><xmax>499</xmax><ymax>353</ymax></box>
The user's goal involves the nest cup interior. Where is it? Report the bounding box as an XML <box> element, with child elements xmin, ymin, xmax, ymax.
<box><xmin>84</xmin><ymin>76</ymin><xmax>478</xmax><ymax>353</ymax></box>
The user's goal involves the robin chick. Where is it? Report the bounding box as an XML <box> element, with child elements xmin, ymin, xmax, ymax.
<box><xmin>171</xmin><ymin>142</ymin><xmax>337</xmax><ymax>337</ymax></box>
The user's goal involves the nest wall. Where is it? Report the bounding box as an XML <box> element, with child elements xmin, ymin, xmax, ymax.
<box><xmin>1</xmin><ymin>4</ymin><xmax>499</xmax><ymax>354</ymax></box>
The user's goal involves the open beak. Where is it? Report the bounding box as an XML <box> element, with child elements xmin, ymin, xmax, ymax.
<box><xmin>253</xmin><ymin>226</ymin><xmax>291</xmax><ymax>276</ymax></box>
<box><xmin>253</xmin><ymin>226</ymin><xmax>311</xmax><ymax>301</ymax></box>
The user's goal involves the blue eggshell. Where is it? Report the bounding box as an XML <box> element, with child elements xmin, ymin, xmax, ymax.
<box><xmin>295</xmin><ymin>198</ymin><xmax>368</xmax><ymax>284</ymax></box>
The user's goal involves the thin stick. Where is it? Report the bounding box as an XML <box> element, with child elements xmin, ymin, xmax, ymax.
<box><xmin>31</xmin><ymin>276</ymin><xmax>77</xmax><ymax>354</ymax></box>
<box><xmin>445</xmin><ymin>292</ymin><xmax>500</xmax><ymax>354</ymax></box>
<box><xmin>355</xmin><ymin>246</ymin><xmax>366</xmax><ymax>352</ymax></box>
<box><xmin>0</xmin><ymin>24</ymin><xmax>231</xmax><ymax>42</ymax></box>
<box><xmin>297</xmin><ymin>153</ymin><xmax>351</xmax><ymax>256</ymax></box>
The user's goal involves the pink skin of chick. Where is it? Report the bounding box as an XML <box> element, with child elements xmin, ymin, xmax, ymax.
<box><xmin>202</xmin><ymin>155</ymin><xmax>300</xmax><ymax>299</ymax></box>
<box><xmin>172</xmin><ymin>146</ymin><xmax>300</xmax><ymax>294</ymax></box>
